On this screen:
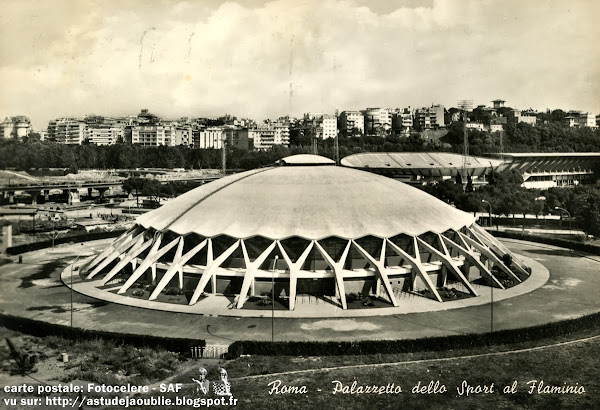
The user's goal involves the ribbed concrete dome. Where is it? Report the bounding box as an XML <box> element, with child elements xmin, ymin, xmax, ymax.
<box><xmin>84</xmin><ymin>154</ymin><xmax>530</xmax><ymax>311</ymax></box>
<box><xmin>136</xmin><ymin>155</ymin><xmax>476</xmax><ymax>240</ymax></box>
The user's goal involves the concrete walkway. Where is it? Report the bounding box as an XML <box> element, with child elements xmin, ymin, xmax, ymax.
<box><xmin>1</xmin><ymin>238</ymin><xmax>599</xmax><ymax>345</ymax></box>
<box><xmin>62</xmin><ymin>255</ymin><xmax>549</xmax><ymax>318</ymax></box>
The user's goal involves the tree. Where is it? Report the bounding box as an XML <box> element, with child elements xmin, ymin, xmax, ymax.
<box><xmin>572</xmin><ymin>187</ymin><xmax>600</xmax><ymax>237</ymax></box>
<box><xmin>488</xmin><ymin>169</ymin><xmax>523</xmax><ymax>186</ymax></box>
<box><xmin>465</xmin><ymin>174</ymin><xmax>474</xmax><ymax>193</ymax></box>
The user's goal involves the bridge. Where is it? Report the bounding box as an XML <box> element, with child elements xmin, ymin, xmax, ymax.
<box><xmin>0</xmin><ymin>176</ymin><xmax>224</xmax><ymax>205</ymax></box>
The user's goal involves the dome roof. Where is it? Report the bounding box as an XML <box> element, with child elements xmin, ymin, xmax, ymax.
<box><xmin>278</xmin><ymin>154</ymin><xmax>336</xmax><ymax>166</ymax></box>
<box><xmin>136</xmin><ymin>156</ymin><xmax>476</xmax><ymax>240</ymax></box>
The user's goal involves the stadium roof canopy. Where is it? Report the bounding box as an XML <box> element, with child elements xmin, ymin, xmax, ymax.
<box><xmin>341</xmin><ymin>152</ymin><xmax>504</xmax><ymax>177</ymax></box>
<box><xmin>492</xmin><ymin>152</ymin><xmax>600</xmax><ymax>158</ymax></box>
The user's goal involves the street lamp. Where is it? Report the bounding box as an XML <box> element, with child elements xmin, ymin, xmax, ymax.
<box><xmin>555</xmin><ymin>206</ymin><xmax>572</xmax><ymax>235</ymax></box>
<box><xmin>70</xmin><ymin>246</ymin><xmax>93</xmax><ymax>329</ymax></box>
<box><xmin>482</xmin><ymin>199</ymin><xmax>495</xmax><ymax>332</ymax></box>
<box><xmin>271</xmin><ymin>255</ymin><xmax>279</xmax><ymax>343</ymax></box>
<box><xmin>482</xmin><ymin>199</ymin><xmax>492</xmax><ymax>228</ymax></box>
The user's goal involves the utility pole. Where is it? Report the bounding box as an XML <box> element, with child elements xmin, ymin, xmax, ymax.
<box><xmin>221</xmin><ymin>132</ymin><xmax>226</xmax><ymax>174</ymax></box>
<box><xmin>334</xmin><ymin>110</ymin><xmax>339</xmax><ymax>165</ymax></box>
<box><xmin>312</xmin><ymin>118</ymin><xmax>318</xmax><ymax>155</ymax></box>
<box><xmin>462</xmin><ymin>111</ymin><xmax>469</xmax><ymax>183</ymax></box>
<box><xmin>457</xmin><ymin>99</ymin><xmax>472</xmax><ymax>189</ymax></box>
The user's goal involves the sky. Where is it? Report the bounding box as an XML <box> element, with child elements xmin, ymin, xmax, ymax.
<box><xmin>0</xmin><ymin>0</ymin><xmax>598</xmax><ymax>130</ymax></box>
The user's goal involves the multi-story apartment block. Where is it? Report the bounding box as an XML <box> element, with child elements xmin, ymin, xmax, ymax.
<box><xmin>87</xmin><ymin>125</ymin><xmax>124</xmax><ymax>145</ymax></box>
<box><xmin>415</xmin><ymin>110</ymin><xmax>432</xmax><ymax>130</ymax></box>
<box><xmin>194</xmin><ymin>127</ymin><xmax>225</xmax><ymax>149</ymax></box>
<box><xmin>238</xmin><ymin>120</ymin><xmax>290</xmax><ymax>150</ymax></box>
<box><xmin>47</xmin><ymin>119</ymin><xmax>88</xmax><ymax>144</ymax></box>
<box><xmin>273</xmin><ymin>120</ymin><xmax>291</xmax><ymax>145</ymax></box>
<box><xmin>338</xmin><ymin>111</ymin><xmax>364</xmax><ymax>137</ymax></box>
<box><xmin>414</xmin><ymin>105</ymin><xmax>445</xmax><ymax>130</ymax></box>
<box><xmin>0</xmin><ymin>116</ymin><xmax>32</xmax><ymax>139</ymax></box>
<box><xmin>251</xmin><ymin>128</ymin><xmax>276</xmax><ymax>150</ymax></box>
<box><xmin>175</xmin><ymin>126</ymin><xmax>194</xmax><ymax>146</ymax></box>
<box><xmin>391</xmin><ymin>108</ymin><xmax>414</xmax><ymax>132</ymax></box>
<box><xmin>362</xmin><ymin>108</ymin><xmax>392</xmax><ymax>135</ymax></box>
<box><xmin>132</xmin><ymin>125</ymin><xmax>175</xmax><ymax>146</ymax></box>
<box><xmin>301</xmin><ymin>113</ymin><xmax>337</xmax><ymax>139</ymax></box>
<box><xmin>321</xmin><ymin>115</ymin><xmax>337</xmax><ymax>139</ymax></box>
<box><xmin>223</xmin><ymin>126</ymin><xmax>249</xmax><ymax>150</ymax></box>
<box><xmin>429</xmin><ymin>104</ymin><xmax>445</xmax><ymax>128</ymax></box>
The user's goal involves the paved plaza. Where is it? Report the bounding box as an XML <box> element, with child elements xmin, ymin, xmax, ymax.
<box><xmin>0</xmin><ymin>238</ymin><xmax>599</xmax><ymax>345</ymax></box>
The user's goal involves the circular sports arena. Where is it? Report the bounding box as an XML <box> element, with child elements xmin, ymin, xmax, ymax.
<box><xmin>80</xmin><ymin>154</ymin><xmax>531</xmax><ymax>312</ymax></box>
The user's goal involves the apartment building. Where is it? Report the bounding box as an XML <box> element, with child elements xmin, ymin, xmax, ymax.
<box><xmin>0</xmin><ymin>116</ymin><xmax>31</xmax><ymax>139</ymax></box>
<box><xmin>47</xmin><ymin>119</ymin><xmax>88</xmax><ymax>144</ymax></box>
<box><xmin>301</xmin><ymin>113</ymin><xmax>337</xmax><ymax>139</ymax></box>
<box><xmin>414</xmin><ymin>105</ymin><xmax>445</xmax><ymax>130</ymax></box>
<box><xmin>87</xmin><ymin>125</ymin><xmax>125</xmax><ymax>145</ymax></box>
<box><xmin>223</xmin><ymin>126</ymin><xmax>249</xmax><ymax>150</ymax></box>
<box><xmin>132</xmin><ymin>125</ymin><xmax>176</xmax><ymax>146</ymax></box>
<box><xmin>193</xmin><ymin>127</ymin><xmax>224</xmax><ymax>149</ymax></box>
<box><xmin>238</xmin><ymin>120</ymin><xmax>290</xmax><ymax>150</ymax></box>
<box><xmin>362</xmin><ymin>108</ymin><xmax>392</xmax><ymax>135</ymax></box>
<box><xmin>321</xmin><ymin>115</ymin><xmax>337</xmax><ymax>139</ymax></box>
<box><xmin>338</xmin><ymin>111</ymin><xmax>365</xmax><ymax>137</ymax></box>
<box><xmin>175</xmin><ymin>126</ymin><xmax>194</xmax><ymax>146</ymax></box>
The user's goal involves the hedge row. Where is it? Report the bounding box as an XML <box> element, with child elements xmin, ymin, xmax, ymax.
<box><xmin>490</xmin><ymin>230</ymin><xmax>600</xmax><ymax>256</ymax></box>
<box><xmin>6</xmin><ymin>229</ymin><xmax>127</xmax><ymax>255</ymax></box>
<box><xmin>227</xmin><ymin>311</ymin><xmax>600</xmax><ymax>357</ymax></box>
<box><xmin>0</xmin><ymin>313</ymin><xmax>205</xmax><ymax>355</ymax></box>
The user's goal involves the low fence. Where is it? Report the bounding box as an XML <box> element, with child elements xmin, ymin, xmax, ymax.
<box><xmin>191</xmin><ymin>345</ymin><xmax>229</xmax><ymax>359</ymax></box>
<box><xmin>476</xmin><ymin>216</ymin><xmax>579</xmax><ymax>230</ymax></box>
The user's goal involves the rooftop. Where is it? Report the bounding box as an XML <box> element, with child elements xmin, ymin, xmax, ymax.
<box><xmin>137</xmin><ymin>155</ymin><xmax>475</xmax><ymax>240</ymax></box>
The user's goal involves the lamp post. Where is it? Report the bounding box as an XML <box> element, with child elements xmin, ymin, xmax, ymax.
<box><xmin>555</xmin><ymin>206</ymin><xmax>572</xmax><ymax>236</ymax></box>
<box><xmin>52</xmin><ymin>216</ymin><xmax>56</xmax><ymax>249</ymax></box>
<box><xmin>271</xmin><ymin>255</ymin><xmax>279</xmax><ymax>343</ymax></box>
<box><xmin>482</xmin><ymin>199</ymin><xmax>494</xmax><ymax>332</ymax></box>
<box><xmin>482</xmin><ymin>199</ymin><xmax>492</xmax><ymax>228</ymax></box>
<box><xmin>71</xmin><ymin>246</ymin><xmax>93</xmax><ymax>329</ymax></box>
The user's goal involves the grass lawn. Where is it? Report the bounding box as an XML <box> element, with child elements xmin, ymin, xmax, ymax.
<box><xmin>221</xmin><ymin>338</ymin><xmax>598</xmax><ymax>409</ymax></box>
<box><xmin>1</xmin><ymin>324</ymin><xmax>598</xmax><ymax>409</ymax></box>
<box><xmin>135</xmin><ymin>327</ymin><xmax>600</xmax><ymax>410</ymax></box>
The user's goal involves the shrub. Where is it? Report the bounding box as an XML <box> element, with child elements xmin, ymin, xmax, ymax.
<box><xmin>502</xmin><ymin>253</ymin><xmax>513</xmax><ymax>267</ymax></box>
<box><xmin>0</xmin><ymin>313</ymin><xmax>205</xmax><ymax>355</ymax></box>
